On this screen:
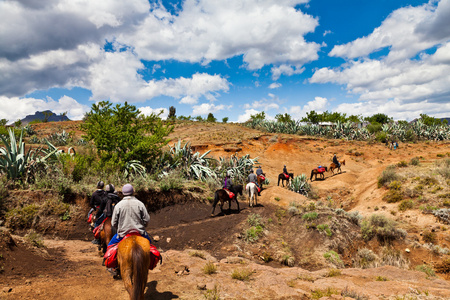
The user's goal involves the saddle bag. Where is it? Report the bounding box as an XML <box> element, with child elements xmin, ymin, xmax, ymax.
<box><xmin>149</xmin><ymin>244</ymin><xmax>162</xmax><ymax>270</ymax></box>
<box><xmin>104</xmin><ymin>244</ymin><xmax>118</xmax><ymax>269</ymax></box>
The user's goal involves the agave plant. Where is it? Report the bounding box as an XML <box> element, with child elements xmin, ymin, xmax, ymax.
<box><xmin>123</xmin><ymin>160</ymin><xmax>147</xmax><ymax>178</ymax></box>
<box><xmin>289</xmin><ymin>174</ymin><xmax>311</xmax><ymax>197</ymax></box>
<box><xmin>24</xmin><ymin>125</ymin><xmax>36</xmax><ymax>136</ymax></box>
<box><xmin>29</xmin><ymin>135</ymin><xmax>40</xmax><ymax>144</ymax></box>
<box><xmin>0</xmin><ymin>128</ymin><xmax>30</xmax><ymax>180</ymax></box>
<box><xmin>218</xmin><ymin>154</ymin><xmax>258</xmax><ymax>184</ymax></box>
<box><xmin>46</xmin><ymin>130</ymin><xmax>70</xmax><ymax>146</ymax></box>
<box><xmin>167</xmin><ymin>140</ymin><xmax>217</xmax><ymax>181</ymax></box>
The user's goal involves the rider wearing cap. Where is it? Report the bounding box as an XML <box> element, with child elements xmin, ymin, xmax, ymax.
<box><xmin>108</xmin><ymin>184</ymin><xmax>152</xmax><ymax>247</ymax></box>
<box><xmin>248</xmin><ymin>169</ymin><xmax>261</xmax><ymax>196</ymax></box>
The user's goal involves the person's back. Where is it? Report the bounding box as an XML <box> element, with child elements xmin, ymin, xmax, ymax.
<box><xmin>224</xmin><ymin>176</ymin><xmax>233</xmax><ymax>189</ymax></box>
<box><xmin>333</xmin><ymin>154</ymin><xmax>339</xmax><ymax>166</ymax></box>
<box><xmin>256</xmin><ymin>167</ymin><xmax>263</xmax><ymax>176</ymax></box>
<box><xmin>283</xmin><ymin>165</ymin><xmax>288</xmax><ymax>175</ymax></box>
<box><xmin>113</xmin><ymin>196</ymin><xmax>149</xmax><ymax>238</ymax></box>
<box><xmin>104</xmin><ymin>184</ymin><xmax>120</xmax><ymax>218</ymax></box>
<box><xmin>248</xmin><ymin>172</ymin><xmax>257</xmax><ymax>183</ymax></box>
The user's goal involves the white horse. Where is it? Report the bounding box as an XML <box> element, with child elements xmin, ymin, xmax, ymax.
<box><xmin>246</xmin><ymin>182</ymin><xmax>258</xmax><ymax>207</ymax></box>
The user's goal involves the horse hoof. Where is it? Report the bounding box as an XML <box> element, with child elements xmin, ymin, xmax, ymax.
<box><xmin>210</xmin><ymin>214</ymin><xmax>214</xmax><ymax>217</ymax></box>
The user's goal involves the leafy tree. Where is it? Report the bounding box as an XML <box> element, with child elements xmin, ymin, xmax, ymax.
<box><xmin>194</xmin><ymin>116</ymin><xmax>204</xmax><ymax>122</ymax></box>
<box><xmin>347</xmin><ymin>115</ymin><xmax>361</xmax><ymax>123</ymax></box>
<box><xmin>178</xmin><ymin>115</ymin><xmax>192</xmax><ymax>121</ymax></box>
<box><xmin>275</xmin><ymin>113</ymin><xmax>293</xmax><ymax>123</ymax></box>
<box><xmin>0</xmin><ymin>119</ymin><xmax>8</xmax><ymax>126</ymax></box>
<box><xmin>365</xmin><ymin>113</ymin><xmax>392</xmax><ymax>125</ymax></box>
<box><xmin>222</xmin><ymin>117</ymin><xmax>229</xmax><ymax>123</ymax></box>
<box><xmin>206</xmin><ymin>113</ymin><xmax>217</xmax><ymax>122</ymax></box>
<box><xmin>301</xmin><ymin>110</ymin><xmax>321</xmax><ymax>124</ymax></box>
<box><xmin>250</xmin><ymin>111</ymin><xmax>266</xmax><ymax>121</ymax></box>
<box><xmin>43</xmin><ymin>111</ymin><xmax>54</xmax><ymax>123</ymax></box>
<box><xmin>14</xmin><ymin>119</ymin><xmax>22</xmax><ymax>128</ymax></box>
<box><xmin>419</xmin><ymin>114</ymin><xmax>446</xmax><ymax>126</ymax></box>
<box><xmin>397</xmin><ymin>120</ymin><xmax>409</xmax><ymax>126</ymax></box>
<box><xmin>81</xmin><ymin>101</ymin><xmax>173</xmax><ymax>170</ymax></box>
<box><xmin>168</xmin><ymin>106</ymin><xmax>176</xmax><ymax>119</ymax></box>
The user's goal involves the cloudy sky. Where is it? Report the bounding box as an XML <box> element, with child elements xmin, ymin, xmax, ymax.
<box><xmin>1</xmin><ymin>0</ymin><xmax>450</xmax><ymax>122</ymax></box>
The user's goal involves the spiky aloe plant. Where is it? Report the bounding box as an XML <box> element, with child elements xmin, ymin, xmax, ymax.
<box><xmin>124</xmin><ymin>160</ymin><xmax>147</xmax><ymax>178</ymax></box>
<box><xmin>289</xmin><ymin>174</ymin><xmax>311</xmax><ymax>197</ymax></box>
<box><xmin>0</xmin><ymin>129</ymin><xmax>31</xmax><ymax>180</ymax></box>
<box><xmin>218</xmin><ymin>154</ymin><xmax>258</xmax><ymax>184</ymax></box>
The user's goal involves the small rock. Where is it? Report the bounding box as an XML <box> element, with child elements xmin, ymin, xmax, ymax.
<box><xmin>166</xmin><ymin>237</ymin><xmax>171</xmax><ymax>243</ymax></box>
<box><xmin>226</xmin><ymin>256</ymin><xmax>244</xmax><ymax>264</ymax></box>
<box><xmin>3</xmin><ymin>287</ymin><xmax>12</xmax><ymax>293</ymax></box>
<box><xmin>25</xmin><ymin>279</ymin><xmax>32</xmax><ymax>285</ymax></box>
<box><xmin>405</xmin><ymin>248</ymin><xmax>410</xmax><ymax>253</ymax></box>
<box><xmin>153</xmin><ymin>235</ymin><xmax>160</xmax><ymax>242</ymax></box>
<box><xmin>197</xmin><ymin>284</ymin><xmax>206</xmax><ymax>290</ymax></box>
<box><xmin>205</xmin><ymin>282</ymin><xmax>216</xmax><ymax>290</ymax></box>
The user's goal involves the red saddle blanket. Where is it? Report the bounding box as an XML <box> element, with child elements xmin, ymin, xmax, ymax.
<box><xmin>258</xmin><ymin>175</ymin><xmax>265</xmax><ymax>181</ymax></box>
<box><xmin>104</xmin><ymin>232</ymin><xmax>161</xmax><ymax>270</ymax></box>
<box><xmin>257</xmin><ymin>187</ymin><xmax>261</xmax><ymax>193</ymax></box>
<box><xmin>223</xmin><ymin>189</ymin><xmax>235</xmax><ymax>199</ymax></box>
<box><xmin>284</xmin><ymin>174</ymin><xmax>289</xmax><ymax>179</ymax></box>
<box><xmin>93</xmin><ymin>218</ymin><xmax>107</xmax><ymax>239</ymax></box>
<box><xmin>317</xmin><ymin>167</ymin><xmax>326</xmax><ymax>173</ymax></box>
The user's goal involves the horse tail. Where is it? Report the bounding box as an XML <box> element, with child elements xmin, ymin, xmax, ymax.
<box><xmin>310</xmin><ymin>169</ymin><xmax>314</xmax><ymax>181</ymax></box>
<box><xmin>131</xmin><ymin>241</ymin><xmax>146</xmax><ymax>300</ymax></box>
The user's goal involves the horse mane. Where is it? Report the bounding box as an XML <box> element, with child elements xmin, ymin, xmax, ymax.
<box><xmin>131</xmin><ymin>240</ymin><xmax>147</xmax><ymax>300</ymax></box>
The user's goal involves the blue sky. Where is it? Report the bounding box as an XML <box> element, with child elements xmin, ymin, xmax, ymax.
<box><xmin>1</xmin><ymin>0</ymin><xmax>449</xmax><ymax>123</ymax></box>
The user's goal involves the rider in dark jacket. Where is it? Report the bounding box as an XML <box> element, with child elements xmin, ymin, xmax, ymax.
<box><xmin>103</xmin><ymin>184</ymin><xmax>120</xmax><ymax>218</ymax></box>
<box><xmin>333</xmin><ymin>154</ymin><xmax>340</xmax><ymax>167</ymax></box>
<box><xmin>283</xmin><ymin>165</ymin><xmax>288</xmax><ymax>175</ymax></box>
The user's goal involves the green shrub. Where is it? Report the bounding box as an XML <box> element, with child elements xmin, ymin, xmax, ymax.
<box><xmin>231</xmin><ymin>268</ymin><xmax>253</xmax><ymax>281</ymax></box>
<box><xmin>5</xmin><ymin>204</ymin><xmax>39</xmax><ymax>229</ymax></box>
<box><xmin>243</xmin><ymin>226</ymin><xmax>264</xmax><ymax>243</ymax></box>
<box><xmin>388</xmin><ymin>180</ymin><xmax>402</xmax><ymax>190</ymax></box>
<box><xmin>317</xmin><ymin>224</ymin><xmax>332</xmax><ymax>237</ymax></box>
<box><xmin>375</xmin><ymin>131</ymin><xmax>388</xmax><ymax>143</ymax></box>
<box><xmin>397</xmin><ymin>161</ymin><xmax>408</xmax><ymax>168</ymax></box>
<box><xmin>189</xmin><ymin>251</ymin><xmax>206</xmax><ymax>259</ymax></box>
<box><xmin>204</xmin><ymin>284</ymin><xmax>220</xmax><ymax>300</ymax></box>
<box><xmin>398</xmin><ymin>200</ymin><xmax>414</xmax><ymax>211</ymax></box>
<box><xmin>383</xmin><ymin>190</ymin><xmax>403</xmax><ymax>203</ymax></box>
<box><xmin>379</xmin><ymin>247</ymin><xmax>409</xmax><ymax>268</ymax></box>
<box><xmin>25</xmin><ymin>230</ymin><xmax>44</xmax><ymax>248</ymax></box>
<box><xmin>375</xmin><ymin>276</ymin><xmax>388</xmax><ymax>281</ymax></box>
<box><xmin>416</xmin><ymin>264</ymin><xmax>436</xmax><ymax>277</ymax></box>
<box><xmin>325</xmin><ymin>268</ymin><xmax>341</xmax><ymax>277</ymax></box>
<box><xmin>159</xmin><ymin>174</ymin><xmax>183</xmax><ymax>191</ymax></box>
<box><xmin>323</xmin><ymin>250</ymin><xmax>344</xmax><ymax>268</ymax></box>
<box><xmin>203</xmin><ymin>262</ymin><xmax>217</xmax><ymax>275</ymax></box>
<box><xmin>247</xmin><ymin>214</ymin><xmax>264</xmax><ymax>228</ymax></box>
<box><xmin>361</xmin><ymin>214</ymin><xmax>406</xmax><ymax>243</ymax></box>
<box><xmin>302</xmin><ymin>212</ymin><xmax>318</xmax><ymax>221</ymax></box>
<box><xmin>353</xmin><ymin>248</ymin><xmax>378</xmax><ymax>269</ymax></box>
<box><xmin>378</xmin><ymin>168</ymin><xmax>401</xmax><ymax>188</ymax></box>
<box><xmin>409</xmin><ymin>157</ymin><xmax>420</xmax><ymax>166</ymax></box>
<box><xmin>310</xmin><ymin>287</ymin><xmax>338</xmax><ymax>299</ymax></box>
<box><xmin>422</xmin><ymin>230</ymin><xmax>437</xmax><ymax>243</ymax></box>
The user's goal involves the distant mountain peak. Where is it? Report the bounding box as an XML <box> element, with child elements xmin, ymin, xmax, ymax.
<box><xmin>21</xmin><ymin>110</ymin><xmax>70</xmax><ymax>125</ymax></box>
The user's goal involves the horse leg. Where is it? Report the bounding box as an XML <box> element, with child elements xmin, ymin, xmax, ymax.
<box><xmin>211</xmin><ymin>193</ymin><xmax>219</xmax><ymax>215</ymax></box>
<box><xmin>235</xmin><ymin>197</ymin><xmax>240</xmax><ymax>212</ymax></box>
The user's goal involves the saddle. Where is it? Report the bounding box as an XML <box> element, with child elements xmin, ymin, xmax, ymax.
<box><xmin>317</xmin><ymin>167</ymin><xmax>326</xmax><ymax>173</ymax></box>
<box><xmin>258</xmin><ymin>175</ymin><xmax>265</xmax><ymax>181</ymax></box>
<box><xmin>93</xmin><ymin>218</ymin><xmax>108</xmax><ymax>239</ymax></box>
<box><xmin>284</xmin><ymin>174</ymin><xmax>289</xmax><ymax>179</ymax></box>
<box><xmin>104</xmin><ymin>231</ymin><xmax>161</xmax><ymax>270</ymax></box>
<box><xmin>223</xmin><ymin>188</ymin><xmax>235</xmax><ymax>199</ymax></box>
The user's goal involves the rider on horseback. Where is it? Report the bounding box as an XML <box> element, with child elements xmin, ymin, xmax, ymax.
<box><xmin>248</xmin><ymin>169</ymin><xmax>261</xmax><ymax>196</ymax></box>
<box><xmin>108</xmin><ymin>184</ymin><xmax>152</xmax><ymax>247</ymax></box>
<box><xmin>223</xmin><ymin>172</ymin><xmax>233</xmax><ymax>189</ymax></box>
<box><xmin>90</xmin><ymin>181</ymin><xmax>107</xmax><ymax>244</ymax></box>
<box><xmin>333</xmin><ymin>154</ymin><xmax>340</xmax><ymax>167</ymax></box>
<box><xmin>103</xmin><ymin>184</ymin><xmax>120</xmax><ymax>219</ymax></box>
<box><xmin>283</xmin><ymin>165</ymin><xmax>289</xmax><ymax>177</ymax></box>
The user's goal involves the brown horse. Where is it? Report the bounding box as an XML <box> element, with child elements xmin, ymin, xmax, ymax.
<box><xmin>257</xmin><ymin>174</ymin><xmax>266</xmax><ymax>189</ymax></box>
<box><xmin>211</xmin><ymin>185</ymin><xmax>243</xmax><ymax>216</ymax></box>
<box><xmin>329</xmin><ymin>160</ymin><xmax>345</xmax><ymax>174</ymax></box>
<box><xmin>310</xmin><ymin>166</ymin><xmax>328</xmax><ymax>181</ymax></box>
<box><xmin>277</xmin><ymin>173</ymin><xmax>294</xmax><ymax>187</ymax></box>
<box><xmin>99</xmin><ymin>218</ymin><xmax>115</xmax><ymax>254</ymax></box>
<box><xmin>117</xmin><ymin>235</ymin><xmax>151</xmax><ymax>300</ymax></box>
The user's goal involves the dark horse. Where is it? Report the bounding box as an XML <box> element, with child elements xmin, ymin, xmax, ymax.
<box><xmin>310</xmin><ymin>166</ymin><xmax>328</xmax><ymax>181</ymax></box>
<box><xmin>277</xmin><ymin>173</ymin><xmax>294</xmax><ymax>187</ymax></box>
<box><xmin>117</xmin><ymin>235</ymin><xmax>151</xmax><ymax>300</ymax></box>
<box><xmin>211</xmin><ymin>185</ymin><xmax>243</xmax><ymax>216</ymax></box>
